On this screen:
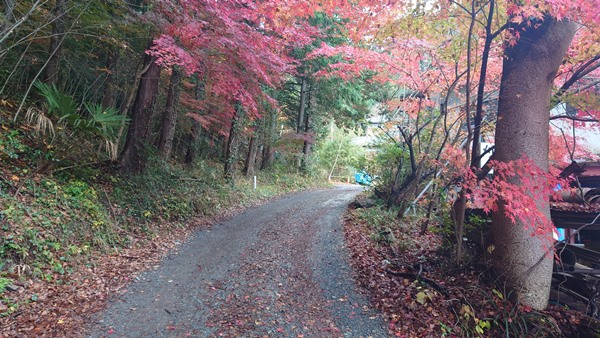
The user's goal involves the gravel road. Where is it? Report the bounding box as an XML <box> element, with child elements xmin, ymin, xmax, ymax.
<box><xmin>86</xmin><ymin>186</ymin><xmax>387</xmax><ymax>337</ymax></box>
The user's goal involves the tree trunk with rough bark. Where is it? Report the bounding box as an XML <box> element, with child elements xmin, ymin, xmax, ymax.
<box><xmin>157</xmin><ymin>68</ymin><xmax>182</xmax><ymax>160</ymax></box>
<box><xmin>115</xmin><ymin>56</ymin><xmax>145</xmax><ymax>147</ymax></box>
<box><xmin>297</xmin><ymin>76</ymin><xmax>307</xmax><ymax>133</ymax></box>
<box><xmin>119</xmin><ymin>52</ymin><xmax>161</xmax><ymax>174</ymax></box>
<box><xmin>184</xmin><ymin>77</ymin><xmax>205</xmax><ymax>165</ymax></box>
<box><xmin>261</xmin><ymin>110</ymin><xmax>277</xmax><ymax>170</ymax></box>
<box><xmin>301</xmin><ymin>111</ymin><xmax>311</xmax><ymax>171</ymax></box>
<box><xmin>224</xmin><ymin>104</ymin><xmax>244</xmax><ymax>183</ymax></box>
<box><xmin>44</xmin><ymin>0</ymin><xmax>67</xmax><ymax>84</ymax></box>
<box><xmin>261</xmin><ymin>143</ymin><xmax>273</xmax><ymax>170</ymax></box>
<box><xmin>300</xmin><ymin>83</ymin><xmax>314</xmax><ymax>172</ymax></box>
<box><xmin>491</xmin><ymin>18</ymin><xmax>577</xmax><ymax>310</ymax></box>
<box><xmin>296</xmin><ymin>76</ymin><xmax>309</xmax><ymax>170</ymax></box>
<box><xmin>244</xmin><ymin>134</ymin><xmax>258</xmax><ymax>176</ymax></box>
<box><xmin>184</xmin><ymin>121</ymin><xmax>201</xmax><ymax>164</ymax></box>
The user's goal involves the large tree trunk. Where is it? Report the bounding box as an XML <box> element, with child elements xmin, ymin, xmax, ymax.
<box><xmin>260</xmin><ymin>110</ymin><xmax>277</xmax><ymax>170</ymax></box>
<box><xmin>296</xmin><ymin>76</ymin><xmax>308</xmax><ymax>170</ymax></box>
<box><xmin>491</xmin><ymin>18</ymin><xmax>576</xmax><ymax>310</ymax></box>
<box><xmin>261</xmin><ymin>142</ymin><xmax>273</xmax><ymax>170</ymax></box>
<box><xmin>119</xmin><ymin>52</ymin><xmax>161</xmax><ymax>174</ymax></box>
<box><xmin>300</xmin><ymin>83</ymin><xmax>314</xmax><ymax>172</ymax></box>
<box><xmin>300</xmin><ymin>110</ymin><xmax>312</xmax><ymax>171</ymax></box>
<box><xmin>184</xmin><ymin>77</ymin><xmax>205</xmax><ymax>165</ymax></box>
<box><xmin>44</xmin><ymin>0</ymin><xmax>67</xmax><ymax>84</ymax></box>
<box><xmin>115</xmin><ymin>56</ymin><xmax>145</xmax><ymax>147</ymax></box>
<box><xmin>224</xmin><ymin>104</ymin><xmax>244</xmax><ymax>183</ymax></box>
<box><xmin>243</xmin><ymin>134</ymin><xmax>258</xmax><ymax>176</ymax></box>
<box><xmin>157</xmin><ymin>68</ymin><xmax>182</xmax><ymax>159</ymax></box>
<box><xmin>297</xmin><ymin>76</ymin><xmax>307</xmax><ymax>133</ymax></box>
<box><xmin>184</xmin><ymin>121</ymin><xmax>201</xmax><ymax>164</ymax></box>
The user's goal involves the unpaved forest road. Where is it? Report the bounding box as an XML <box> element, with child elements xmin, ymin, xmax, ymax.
<box><xmin>86</xmin><ymin>186</ymin><xmax>388</xmax><ymax>337</ymax></box>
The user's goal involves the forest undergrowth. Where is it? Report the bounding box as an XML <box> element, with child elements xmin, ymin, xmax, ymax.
<box><xmin>0</xmin><ymin>110</ymin><xmax>330</xmax><ymax>336</ymax></box>
<box><xmin>344</xmin><ymin>194</ymin><xmax>598</xmax><ymax>337</ymax></box>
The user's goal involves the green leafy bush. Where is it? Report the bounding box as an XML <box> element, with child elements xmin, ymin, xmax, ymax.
<box><xmin>370</xmin><ymin>138</ymin><xmax>410</xmax><ymax>190</ymax></box>
<box><xmin>312</xmin><ymin>125</ymin><xmax>366</xmax><ymax>180</ymax></box>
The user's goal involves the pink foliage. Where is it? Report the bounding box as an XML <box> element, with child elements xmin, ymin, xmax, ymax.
<box><xmin>149</xmin><ymin>0</ymin><xmax>322</xmax><ymax>134</ymax></box>
<box><xmin>506</xmin><ymin>0</ymin><xmax>600</xmax><ymax>23</ymax></box>
<box><xmin>147</xmin><ymin>35</ymin><xmax>199</xmax><ymax>75</ymax></box>
<box><xmin>449</xmin><ymin>156</ymin><xmax>567</xmax><ymax>246</ymax></box>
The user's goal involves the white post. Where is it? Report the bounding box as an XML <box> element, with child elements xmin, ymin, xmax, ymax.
<box><xmin>253</xmin><ymin>176</ymin><xmax>257</xmax><ymax>190</ymax></box>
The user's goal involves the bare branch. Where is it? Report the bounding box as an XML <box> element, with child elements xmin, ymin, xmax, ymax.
<box><xmin>554</xmin><ymin>54</ymin><xmax>600</xmax><ymax>100</ymax></box>
<box><xmin>549</xmin><ymin>115</ymin><xmax>599</xmax><ymax>123</ymax></box>
<box><xmin>570</xmin><ymin>78</ymin><xmax>600</xmax><ymax>95</ymax></box>
<box><xmin>0</xmin><ymin>0</ymin><xmax>47</xmax><ymax>47</ymax></box>
<box><xmin>489</xmin><ymin>22</ymin><xmax>507</xmax><ymax>40</ymax></box>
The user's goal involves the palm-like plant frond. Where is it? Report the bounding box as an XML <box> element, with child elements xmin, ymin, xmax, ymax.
<box><xmin>25</xmin><ymin>106</ymin><xmax>55</xmax><ymax>138</ymax></box>
<box><xmin>28</xmin><ymin>81</ymin><xmax>129</xmax><ymax>160</ymax></box>
<box><xmin>34</xmin><ymin>80</ymin><xmax>77</xmax><ymax>118</ymax></box>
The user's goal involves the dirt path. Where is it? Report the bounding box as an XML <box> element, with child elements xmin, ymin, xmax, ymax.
<box><xmin>86</xmin><ymin>186</ymin><xmax>387</xmax><ymax>337</ymax></box>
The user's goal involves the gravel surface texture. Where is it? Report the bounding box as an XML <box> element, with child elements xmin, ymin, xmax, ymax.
<box><xmin>86</xmin><ymin>186</ymin><xmax>387</xmax><ymax>337</ymax></box>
